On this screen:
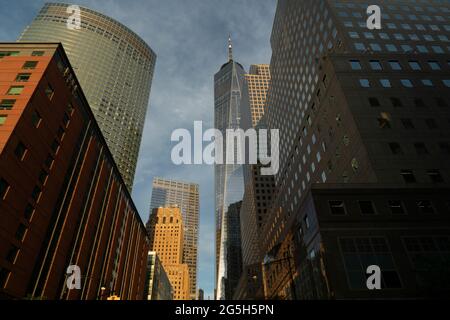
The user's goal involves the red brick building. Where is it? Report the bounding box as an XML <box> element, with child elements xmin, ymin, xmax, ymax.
<box><xmin>0</xmin><ymin>43</ymin><xmax>149</xmax><ymax>300</ymax></box>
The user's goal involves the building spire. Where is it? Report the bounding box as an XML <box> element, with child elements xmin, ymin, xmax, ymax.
<box><xmin>228</xmin><ymin>34</ymin><xmax>233</xmax><ymax>61</ymax></box>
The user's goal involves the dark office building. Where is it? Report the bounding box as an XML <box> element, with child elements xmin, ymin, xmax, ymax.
<box><xmin>260</xmin><ymin>0</ymin><xmax>450</xmax><ymax>299</ymax></box>
<box><xmin>263</xmin><ymin>184</ymin><xmax>450</xmax><ymax>299</ymax></box>
<box><xmin>145</xmin><ymin>252</ymin><xmax>173</xmax><ymax>300</ymax></box>
<box><xmin>0</xmin><ymin>43</ymin><xmax>149</xmax><ymax>300</ymax></box>
<box><xmin>225</xmin><ymin>201</ymin><xmax>243</xmax><ymax>300</ymax></box>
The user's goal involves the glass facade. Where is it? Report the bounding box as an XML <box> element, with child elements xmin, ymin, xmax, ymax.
<box><xmin>214</xmin><ymin>48</ymin><xmax>246</xmax><ymax>299</ymax></box>
<box><xmin>19</xmin><ymin>3</ymin><xmax>156</xmax><ymax>191</ymax></box>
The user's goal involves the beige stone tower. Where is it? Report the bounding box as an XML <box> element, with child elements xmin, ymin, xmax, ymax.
<box><xmin>147</xmin><ymin>207</ymin><xmax>190</xmax><ymax>300</ymax></box>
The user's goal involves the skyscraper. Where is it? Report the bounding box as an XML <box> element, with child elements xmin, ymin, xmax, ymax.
<box><xmin>147</xmin><ymin>207</ymin><xmax>190</xmax><ymax>300</ymax></box>
<box><xmin>239</xmin><ymin>65</ymin><xmax>273</xmax><ymax>267</ymax></box>
<box><xmin>19</xmin><ymin>3</ymin><xmax>156</xmax><ymax>191</ymax></box>
<box><xmin>148</xmin><ymin>178</ymin><xmax>199</xmax><ymax>300</ymax></box>
<box><xmin>0</xmin><ymin>43</ymin><xmax>149</xmax><ymax>300</ymax></box>
<box><xmin>241</xmin><ymin>64</ymin><xmax>271</xmax><ymax>130</ymax></box>
<box><xmin>214</xmin><ymin>37</ymin><xmax>246</xmax><ymax>299</ymax></box>
<box><xmin>259</xmin><ymin>0</ymin><xmax>450</xmax><ymax>298</ymax></box>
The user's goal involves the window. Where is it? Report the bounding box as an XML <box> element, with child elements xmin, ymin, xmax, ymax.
<box><xmin>386</xmin><ymin>44</ymin><xmax>398</xmax><ymax>52</ymax></box>
<box><xmin>389</xmin><ymin>143</ymin><xmax>403</xmax><ymax>155</ymax></box>
<box><xmin>38</xmin><ymin>170</ymin><xmax>48</xmax><ymax>185</ymax></box>
<box><xmin>14</xmin><ymin>142</ymin><xmax>27</xmax><ymax>160</ymax></box>
<box><xmin>0</xmin><ymin>115</ymin><xmax>7</xmax><ymax>125</ymax></box>
<box><xmin>427</xmin><ymin>170</ymin><xmax>444</xmax><ymax>183</ymax></box>
<box><xmin>428</xmin><ymin>61</ymin><xmax>441</xmax><ymax>70</ymax></box>
<box><xmin>378</xmin><ymin>112</ymin><xmax>391</xmax><ymax>129</ymax></box>
<box><xmin>24</xmin><ymin>204</ymin><xmax>34</xmax><ymax>220</ymax></box>
<box><xmin>31</xmin><ymin>110</ymin><xmax>41</xmax><ymax>128</ymax></box>
<box><xmin>329</xmin><ymin>200</ymin><xmax>347</xmax><ymax>215</ymax></box>
<box><xmin>421</xmin><ymin>79</ymin><xmax>434</xmax><ymax>87</ymax></box>
<box><xmin>359</xmin><ymin>79</ymin><xmax>370</xmax><ymax>87</ymax></box>
<box><xmin>0</xmin><ymin>99</ymin><xmax>15</xmax><ymax>110</ymax></box>
<box><xmin>63</xmin><ymin>113</ymin><xmax>70</xmax><ymax>127</ymax></box>
<box><xmin>388</xmin><ymin>201</ymin><xmax>406</xmax><ymax>215</ymax></box>
<box><xmin>409</xmin><ymin>61</ymin><xmax>421</xmax><ymax>70</ymax></box>
<box><xmin>0</xmin><ymin>267</ymin><xmax>10</xmax><ymax>288</ymax></box>
<box><xmin>401</xmin><ymin>119</ymin><xmax>415</xmax><ymax>130</ymax></box>
<box><xmin>22</xmin><ymin>61</ymin><xmax>38</xmax><ymax>69</ymax></box>
<box><xmin>414</xmin><ymin>98</ymin><xmax>426</xmax><ymax>108</ymax></box>
<box><xmin>391</xmin><ymin>97</ymin><xmax>403</xmax><ymax>107</ymax></box>
<box><xmin>304</xmin><ymin>215</ymin><xmax>310</xmax><ymax>230</ymax></box>
<box><xmin>436</xmin><ymin>98</ymin><xmax>448</xmax><ymax>108</ymax></box>
<box><xmin>354</xmin><ymin>43</ymin><xmax>366</xmax><ymax>51</ymax></box>
<box><xmin>45</xmin><ymin>84</ymin><xmax>54</xmax><ymax>100</ymax></box>
<box><xmin>425</xmin><ymin>119</ymin><xmax>438</xmax><ymax>129</ymax></box>
<box><xmin>369</xmin><ymin>97</ymin><xmax>380</xmax><ymax>107</ymax></box>
<box><xmin>45</xmin><ymin>155</ymin><xmax>54</xmax><ymax>169</ymax></box>
<box><xmin>439</xmin><ymin>142</ymin><xmax>450</xmax><ymax>154</ymax></box>
<box><xmin>15</xmin><ymin>224</ymin><xmax>27</xmax><ymax>241</ymax></box>
<box><xmin>370</xmin><ymin>43</ymin><xmax>382</xmax><ymax>51</ymax></box>
<box><xmin>443</xmin><ymin>80</ymin><xmax>450</xmax><ymax>88</ymax></box>
<box><xmin>359</xmin><ymin>201</ymin><xmax>376</xmax><ymax>215</ymax></box>
<box><xmin>7</xmin><ymin>86</ymin><xmax>24</xmax><ymax>95</ymax></box>
<box><xmin>31</xmin><ymin>185</ymin><xmax>41</xmax><ymax>202</ymax></box>
<box><xmin>51</xmin><ymin>140</ymin><xmax>59</xmax><ymax>154</ymax></box>
<box><xmin>0</xmin><ymin>51</ymin><xmax>19</xmax><ymax>58</ymax></box>
<box><xmin>0</xmin><ymin>178</ymin><xmax>9</xmax><ymax>199</ymax></box>
<box><xmin>15</xmin><ymin>73</ymin><xmax>31</xmax><ymax>82</ymax></box>
<box><xmin>369</xmin><ymin>60</ymin><xmax>382</xmax><ymax>70</ymax></box>
<box><xmin>401</xmin><ymin>79</ymin><xmax>413</xmax><ymax>87</ymax></box>
<box><xmin>380</xmin><ymin>79</ymin><xmax>392</xmax><ymax>88</ymax></box>
<box><xmin>388</xmin><ymin>60</ymin><xmax>402</xmax><ymax>70</ymax></box>
<box><xmin>31</xmin><ymin>51</ymin><xmax>44</xmax><ymax>56</ymax></box>
<box><xmin>6</xmin><ymin>246</ymin><xmax>19</xmax><ymax>263</ymax></box>
<box><xmin>401</xmin><ymin>170</ymin><xmax>416</xmax><ymax>183</ymax></box>
<box><xmin>349</xmin><ymin>60</ymin><xmax>361</xmax><ymax>70</ymax></box>
<box><xmin>417</xmin><ymin>200</ymin><xmax>434</xmax><ymax>214</ymax></box>
<box><xmin>414</xmin><ymin>143</ymin><xmax>429</xmax><ymax>155</ymax></box>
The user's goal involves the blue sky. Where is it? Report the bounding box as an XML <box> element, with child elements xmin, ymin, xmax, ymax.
<box><xmin>0</xmin><ymin>0</ymin><xmax>276</xmax><ymax>299</ymax></box>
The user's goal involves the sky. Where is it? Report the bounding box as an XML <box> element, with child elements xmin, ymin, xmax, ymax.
<box><xmin>0</xmin><ymin>0</ymin><xmax>277</xmax><ymax>299</ymax></box>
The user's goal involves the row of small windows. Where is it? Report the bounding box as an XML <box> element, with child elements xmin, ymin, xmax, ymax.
<box><xmin>359</xmin><ymin>78</ymin><xmax>450</xmax><ymax>88</ymax></box>
<box><xmin>328</xmin><ymin>198</ymin><xmax>448</xmax><ymax>216</ymax></box>
<box><xmin>334</xmin><ymin>2</ymin><xmax>450</xmax><ymax>14</ymax></box>
<box><xmin>350</xmin><ymin>59</ymin><xmax>450</xmax><ymax>71</ymax></box>
<box><xmin>367</xmin><ymin>96</ymin><xmax>447</xmax><ymax>108</ymax></box>
<box><xmin>0</xmin><ymin>51</ymin><xmax>44</xmax><ymax>58</ymax></box>
<box><xmin>349</xmin><ymin>31</ymin><xmax>449</xmax><ymax>42</ymax></box>
<box><xmin>389</xmin><ymin>142</ymin><xmax>450</xmax><ymax>156</ymax></box>
<box><xmin>354</xmin><ymin>42</ymin><xmax>448</xmax><ymax>54</ymax></box>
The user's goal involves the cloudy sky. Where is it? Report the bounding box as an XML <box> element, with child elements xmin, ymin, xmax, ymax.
<box><xmin>0</xmin><ymin>0</ymin><xmax>277</xmax><ymax>299</ymax></box>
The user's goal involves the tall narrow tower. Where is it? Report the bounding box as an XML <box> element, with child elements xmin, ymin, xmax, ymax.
<box><xmin>214</xmin><ymin>36</ymin><xmax>246</xmax><ymax>299</ymax></box>
<box><xmin>18</xmin><ymin>3</ymin><xmax>156</xmax><ymax>191</ymax></box>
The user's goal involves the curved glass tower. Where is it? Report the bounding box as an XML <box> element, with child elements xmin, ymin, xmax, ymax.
<box><xmin>19</xmin><ymin>2</ymin><xmax>156</xmax><ymax>191</ymax></box>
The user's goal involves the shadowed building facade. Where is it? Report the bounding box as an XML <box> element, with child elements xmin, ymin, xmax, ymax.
<box><xmin>0</xmin><ymin>43</ymin><xmax>149</xmax><ymax>300</ymax></box>
<box><xmin>145</xmin><ymin>251</ymin><xmax>173</xmax><ymax>300</ymax></box>
<box><xmin>19</xmin><ymin>2</ymin><xmax>156</xmax><ymax>191</ymax></box>
<box><xmin>259</xmin><ymin>0</ymin><xmax>450</xmax><ymax>299</ymax></box>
